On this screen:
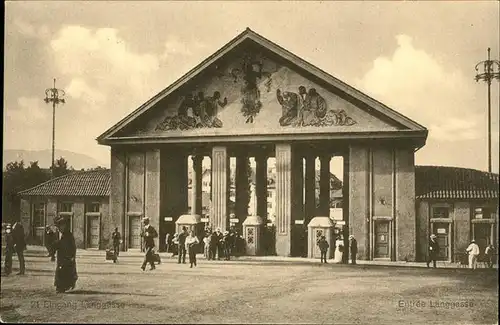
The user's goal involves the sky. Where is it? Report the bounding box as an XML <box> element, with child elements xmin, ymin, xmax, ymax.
<box><xmin>3</xmin><ymin>1</ymin><xmax>500</xmax><ymax>174</ymax></box>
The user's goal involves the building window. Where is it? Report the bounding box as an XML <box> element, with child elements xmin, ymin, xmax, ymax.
<box><xmin>473</xmin><ymin>207</ymin><xmax>491</xmax><ymax>219</ymax></box>
<box><xmin>85</xmin><ymin>203</ymin><xmax>100</xmax><ymax>213</ymax></box>
<box><xmin>432</xmin><ymin>206</ymin><xmax>450</xmax><ymax>219</ymax></box>
<box><xmin>267</xmin><ymin>191</ymin><xmax>272</xmax><ymax>198</ymax></box>
<box><xmin>58</xmin><ymin>202</ymin><xmax>73</xmax><ymax>213</ymax></box>
<box><xmin>32</xmin><ymin>203</ymin><xmax>46</xmax><ymax>228</ymax></box>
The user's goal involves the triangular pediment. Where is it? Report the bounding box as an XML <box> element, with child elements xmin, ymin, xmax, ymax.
<box><xmin>98</xmin><ymin>28</ymin><xmax>427</xmax><ymax>144</ymax></box>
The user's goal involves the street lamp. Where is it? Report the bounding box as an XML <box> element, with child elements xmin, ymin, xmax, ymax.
<box><xmin>475</xmin><ymin>48</ymin><xmax>500</xmax><ymax>173</ymax></box>
<box><xmin>44</xmin><ymin>78</ymin><xmax>66</xmax><ymax>178</ymax></box>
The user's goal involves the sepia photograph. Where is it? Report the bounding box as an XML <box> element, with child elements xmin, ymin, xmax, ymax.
<box><xmin>2</xmin><ymin>1</ymin><xmax>499</xmax><ymax>324</ymax></box>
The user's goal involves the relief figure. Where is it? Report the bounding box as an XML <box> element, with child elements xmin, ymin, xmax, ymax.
<box><xmin>155</xmin><ymin>91</ymin><xmax>227</xmax><ymax>131</ymax></box>
<box><xmin>276</xmin><ymin>86</ymin><xmax>356</xmax><ymax>127</ymax></box>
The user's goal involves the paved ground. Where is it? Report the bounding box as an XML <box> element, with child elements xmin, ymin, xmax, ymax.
<box><xmin>1</xmin><ymin>253</ymin><xmax>498</xmax><ymax>324</ymax></box>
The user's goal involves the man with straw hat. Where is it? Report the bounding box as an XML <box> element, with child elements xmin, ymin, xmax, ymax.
<box><xmin>141</xmin><ymin>216</ymin><xmax>158</xmax><ymax>271</ymax></box>
<box><xmin>426</xmin><ymin>234</ymin><xmax>440</xmax><ymax>268</ymax></box>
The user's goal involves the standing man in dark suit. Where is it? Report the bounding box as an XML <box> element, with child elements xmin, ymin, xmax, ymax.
<box><xmin>12</xmin><ymin>221</ymin><xmax>26</xmax><ymax>275</ymax></box>
<box><xmin>177</xmin><ymin>226</ymin><xmax>188</xmax><ymax>264</ymax></box>
<box><xmin>111</xmin><ymin>227</ymin><xmax>121</xmax><ymax>263</ymax></box>
<box><xmin>427</xmin><ymin>234</ymin><xmax>440</xmax><ymax>268</ymax></box>
<box><xmin>349</xmin><ymin>235</ymin><xmax>358</xmax><ymax>265</ymax></box>
<box><xmin>45</xmin><ymin>225</ymin><xmax>58</xmax><ymax>262</ymax></box>
<box><xmin>140</xmin><ymin>217</ymin><xmax>158</xmax><ymax>271</ymax></box>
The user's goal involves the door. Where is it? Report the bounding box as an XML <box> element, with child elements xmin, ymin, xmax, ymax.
<box><xmin>87</xmin><ymin>216</ymin><xmax>100</xmax><ymax>249</ymax></box>
<box><xmin>473</xmin><ymin>223</ymin><xmax>491</xmax><ymax>256</ymax></box>
<box><xmin>433</xmin><ymin>222</ymin><xmax>450</xmax><ymax>261</ymax></box>
<box><xmin>129</xmin><ymin>216</ymin><xmax>141</xmax><ymax>249</ymax></box>
<box><xmin>374</xmin><ymin>220</ymin><xmax>390</xmax><ymax>258</ymax></box>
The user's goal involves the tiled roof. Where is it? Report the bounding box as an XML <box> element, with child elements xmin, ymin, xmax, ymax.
<box><xmin>415</xmin><ymin>166</ymin><xmax>499</xmax><ymax>200</ymax></box>
<box><xmin>19</xmin><ymin>170</ymin><xmax>111</xmax><ymax>197</ymax></box>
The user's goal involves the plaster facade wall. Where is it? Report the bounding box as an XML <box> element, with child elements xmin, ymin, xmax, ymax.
<box><xmin>20</xmin><ymin>196</ymin><xmax>110</xmax><ymax>249</ymax></box>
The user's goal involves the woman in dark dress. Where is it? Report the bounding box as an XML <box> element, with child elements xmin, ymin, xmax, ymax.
<box><xmin>53</xmin><ymin>216</ymin><xmax>78</xmax><ymax>293</ymax></box>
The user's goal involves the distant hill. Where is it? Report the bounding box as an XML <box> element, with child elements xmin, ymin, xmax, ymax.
<box><xmin>3</xmin><ymin>149</ymin><xmax>108</xmax><ymax>170</ymax></box>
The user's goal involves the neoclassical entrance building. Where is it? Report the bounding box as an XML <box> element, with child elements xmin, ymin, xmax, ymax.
<box><xmin>97</xmin><ymin>28</ymin><xmax>428</xmax><ymax>261</ymax></box>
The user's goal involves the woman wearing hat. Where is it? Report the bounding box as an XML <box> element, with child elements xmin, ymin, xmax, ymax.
<box><xmin>426</xmin><ymin>234</ymin><xmax>440</xmax><ymax>268</ymax></box>
<box><xmin>53</xmin><ymin>215</ymin><xmax>78</xmax><ymax>293</ymax></box>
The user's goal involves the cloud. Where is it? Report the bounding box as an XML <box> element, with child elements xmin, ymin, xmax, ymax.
<box><xmin>6</xmin><ymin>97</ymin><xmax>50</xmax><ymax>125</ymax></box>
<box><xmin>162</xmin><ymin>37</ymin><xmax>207</xmax><ymax>59</ymax></box>
<box><xmin>50</xmin><ymin>26</ymin><xmax>161</xmax><ymax>98</ymax></box>
<box><xmin>357</xmin><ymin>34</ymin><xmax>482</xmax><ymax>141</ymax></box>
<box><xmin>13</xmin><ymin>18</ymin><xmax>50</xmax><ymax>39</ymax></box>
<box><xmin>66</xmin><ymin>78</ymin><xmax>107</xmax><ymax>110</ymax></box>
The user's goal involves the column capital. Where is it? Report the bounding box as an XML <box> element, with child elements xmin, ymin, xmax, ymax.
<box><xmin>304</xmin><ymin>151</ymin><xmax>316</xmax><ymax>161</ymax></box>
<box><xmin>255</xmin><ymin>152</ymin><xmax>267</xmax><ymax>163</ymax></box>
<box><xmin>191</xmin><ymin>155</ymin><xmax>204</xmax><ymax>165</ymax></box>
<box><xmin>319</xmin><ymin>153</ymin><xmax>331</xmax><ymax>162</ymax></box>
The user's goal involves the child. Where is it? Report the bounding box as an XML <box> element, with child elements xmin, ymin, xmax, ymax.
<box><xmin>317</xmin><ymin>235</ymin><xmax>329</xmax><ymax>264</ymax></box>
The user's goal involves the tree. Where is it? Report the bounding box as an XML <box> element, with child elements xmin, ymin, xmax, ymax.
<box><xmin>2</xmin><ymin>160</ymin><xmax>51</xmax><ymax>222</ymax></box>
<box><xmin>51</xmin><ymin>157</ymin><xmax>73</xmax><ymax>178</ymax></box>
<box><xmin>87</xmin><ymin>166</ymin><xmax>107</xmax><ymax>171</ymax></box>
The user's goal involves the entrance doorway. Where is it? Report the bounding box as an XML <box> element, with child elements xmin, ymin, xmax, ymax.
<box><xmin>432</xmin><ymin>222</ymin><xmax>450</xmax><ymax>261</ymax></box>
<box><xmin>473</xmin><ymin>223</ymin><xmax>493</xmax><ymax>255</ymax></box>
<box><xmin>374</xmin><ymin>220</ymin><xmax>390</xmax><ymax>258</ymax></box>
<box><xmin>129</xmin><ymin>216</ymin><xmax>142</xmax><ymax>249</ymax></box>
<box><xmin>86</xmin><ymin>215</ymin><xmax>100</xmax><ymax>249</ymax></box>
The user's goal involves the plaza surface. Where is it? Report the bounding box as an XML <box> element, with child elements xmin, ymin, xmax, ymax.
<box><xmin>0</xmin><ymin>253</ymin><xmax>498</xmax><ymax>324</ymax></box>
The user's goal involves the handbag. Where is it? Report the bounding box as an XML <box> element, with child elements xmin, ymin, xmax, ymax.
<box><xmin>105</xmin><ymin>249</ymin><xmax>115</xmax><ymax>261</ymax></box>
<box><xmin>152</xmin><ymin>250</ymin><xmax>161</xmax><ymax>264</ymax></box>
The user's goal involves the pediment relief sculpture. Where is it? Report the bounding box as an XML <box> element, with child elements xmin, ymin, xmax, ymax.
<box><xmin>155</xmin><ymin>91</ymin><xmax>227</xmax><ymax>131</ymax></box>
<box><xmin>276</xmin><ymin>86</ymin><xmax>357</xmax><ymax>127</ymax></box>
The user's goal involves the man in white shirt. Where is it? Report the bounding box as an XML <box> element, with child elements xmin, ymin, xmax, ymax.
<box><xmin>466</xmin><ymin>239</ymin><xmax>480</xmax><ymax>270</ymax></box>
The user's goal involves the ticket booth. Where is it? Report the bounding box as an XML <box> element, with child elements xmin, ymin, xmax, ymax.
<box><xmin>243</xmin><ymin>215</ymin><xmax>264</xmax><ymax>255</ymax></box>
<box><xmin>307</xmin><ymin>216</ymin><xmax>335</xmax><ymax>259</ymax></box>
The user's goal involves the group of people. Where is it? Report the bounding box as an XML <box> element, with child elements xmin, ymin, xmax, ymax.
<box><xmin>316</xmin><ymin>234</ymin><xmax>358</xmax><ymax>264</ymax></box>
<box><xmin>427</xmin><ymin>234</ymin><xmax>496</xmax><ymax>269</ymax></box>
<box><xmin>165</xmin><ymin>226</ymin><xmax>245</xmax><ymax>263</ymax></box>
<box><xmin>4</xmin><ymin>217</ymin><xmax>78</xmax><ymax>293</ymax></box>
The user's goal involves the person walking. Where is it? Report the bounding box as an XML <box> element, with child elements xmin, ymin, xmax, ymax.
<box><xmin>11</xmin><ymin>221</ymin><xmax>26</xmax><ymax>275</ymax></box>
<box><xmin>111</xmin><ymin>227</ymin><xmax>121</xmax><ymax>263</ymax></box>
<box><xmin>45</xmin><ymin>225</ymin><xmax>57</xmax><ymax>261</ymax></box>
<box><xmin>213</xmin><ymin>228</ymin><xmax>223</xmax><ymax>260</ymax></box>
<box><xmin>485</xmin><ymin>244</ymin><xmax>495</xmax><ymax>268</ymax></box>
<box><xmin>317</xmin><ymin>235</ymin><xmax>329</xmax><ymax>264</ymax></box>
<box><xmin>185</xmin><ymin>230</ymin><xmax>200</xmax><ymax>268</ymax></box>
<box><xmin>222</xmin><ymin>231</ymin><xmax>232</xmax><ymax>261</ymax></box>
<box><xmin>3</xmin><ymin>224</ymin><xmax>14</xmax><ymax>275</ymax></box>
<box><xmin>349</xmin><ymin>235</ymin><xmax>358</xmax><ymax>265</ymax></box>
<box><xmin>53</xmin><ymin>216</ymin><xmax>78</xmax><ymax>293</ymax></box>
<box><xmin>141</xmin><ymin>217</ymin><xmax>158</xmax><ymax>271</ymax></box>
<box><xmin>177</xmin><ymin>227</ymin><xmax>188</xmax><ymax>264</ymax></box>
<box><xmin>426</xmin><ymin>234</ymin><xmax>439</xmax><ymax>268</ymax></box>
<box><xmin>466</xmin><ymin>239</ymin><xmax>480</xmax><ymax>270</ymax></box>
<box><xmin>172</xmin><ymin>233</ymin><xmax>179</xmax><ymax>257</ymax></box>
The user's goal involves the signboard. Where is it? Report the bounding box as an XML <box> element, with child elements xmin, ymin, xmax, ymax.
<box><xmin>294</xmin><ymin>220</ymin><xmax>304</xmax><ymax>225</ymax></box>
<box><xmin>336</xmin><ymin>220</ymin><xmax>346</xmax><ymax>225</ymax></box>
<box><xmin>201</xmin><ymin>217</ymin><xmax>209</xmax><ymax>223</ymax></box>
<box><xmin>437</xmin><ymin>228</ymin><xmax>447</xmax><ymax>234</ymax></box>
<box><xmin>164</xmin><ymin>217</ymin><xmax>173</xmax><ymax>222</ymax></box>
<box><xmin>230</xmin><ymin>218</ymin><xmax>239</xmax><ymax>223</ymax></box>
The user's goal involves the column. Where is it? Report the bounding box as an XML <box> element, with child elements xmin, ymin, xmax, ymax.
<box><xmin>395</xmin><ymin>147</ymin><xmax>416</xmax><ymax>261</ymax></box>
<box><xmin>275</xmin><ymin>144</ymin><xmax>293</xmax><ymax>256</ymax></box>
<box><xmin>110</xmin><ymin>147</ymin><xmax>126</xmax><ymax>251</ymax></box>
<box><xmin>319</xmin><ymin>154</ymin><xmax>331</xmax><ymax>217</ymax></box>
<box><xmin>349</xmin><ymin>145</ymin><xmax>370</xmax><ymax>260</ymax></box>
<box><xmin>235</xmin><ymin>154</ymin><xmax>249</xmax><ymax>226</ymax></box>
<box><xmin>304</xmin><ymin>153</ymin><xmax>316</xmax><ymax>225</ymax></box>
<box><xmin>145</xmin><ymin>150</ymin><xmax>161</xmax><ymax>244</ymax></box>
<box><xmin>211</xmin><ymin>146</ymin><xmax>230</xmax><ymax>232</ymax></box>
<box><xmin>255</xmin><ymin>153</ymin><xmax>268</xmax><ymax>222</ymax></box>
<box><xmin>291</xmin><ymin>151</ymin><xmax>305</xmax><ymax>257</ymax></box>
<box><xmin>191</xmin><ymin>155</ymin><xmax>203</xmax><ymax>216</ymax></box>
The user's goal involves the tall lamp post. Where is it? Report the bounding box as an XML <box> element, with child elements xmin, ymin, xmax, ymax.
<box><xmin>475</xmin><ymin>48</ymin><xmax>500</xmax><ymax>173</ymax></box>
<box><xmin>44</xmin><ymin>78</ymin><xmax>66</xmax><ymax>178</ymax></box>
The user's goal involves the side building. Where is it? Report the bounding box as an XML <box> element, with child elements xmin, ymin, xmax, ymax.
<box><xmin>415</xmin><ymin>166</ymin><xmax>499</xmax><ymax>262</ymax></box>
<box><xmin>18</xmin><ymin>169</ymin><xmax>111</xmax><ymax>250</ymax></box>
